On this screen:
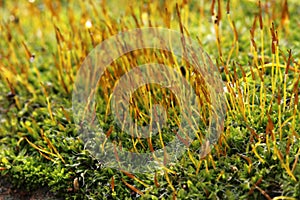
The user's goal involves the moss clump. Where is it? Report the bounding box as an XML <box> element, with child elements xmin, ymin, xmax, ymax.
<box><xmin>0</xmin><ymin>0</ymin><xmax>299</xmax><ymax>199</ymax></box>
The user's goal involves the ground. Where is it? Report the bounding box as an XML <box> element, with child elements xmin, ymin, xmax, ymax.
<box><xmin>0</xmin><ymin>175</ymin><xmax>60</xmax><ymax>200</ymax></box>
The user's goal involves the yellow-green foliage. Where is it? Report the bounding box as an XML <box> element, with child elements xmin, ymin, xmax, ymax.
<box><xmin>0</xmin><ymin>0</ymin><xmax>299</xmax><ymax>199</ymax></box>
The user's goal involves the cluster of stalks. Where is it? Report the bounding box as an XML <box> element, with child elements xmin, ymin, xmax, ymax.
<box><xmin>0</xmin><ymin>0</ymin><xmax>299</xmax><ymax>198</ymax></box>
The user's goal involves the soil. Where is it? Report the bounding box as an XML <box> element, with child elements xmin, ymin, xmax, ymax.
<box><xmin>0</xmin><ymin>176</ymin><xmax>62</xmax><ymax>200</ymax></box>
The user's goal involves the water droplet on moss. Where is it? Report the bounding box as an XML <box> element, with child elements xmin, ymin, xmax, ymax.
<box><xmin>30</xmin><ymin>54</ymin><xmax>35</xmax><ymax>63</ymax></box>
<box><xmin>85</xmin><ymin>20</ymin><xmax>92</xmax><ymax>29</ymax></box>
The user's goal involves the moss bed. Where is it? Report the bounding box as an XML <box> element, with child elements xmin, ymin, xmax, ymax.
<box><xmin>0</xmin><ymin>0</ymin><xmax>300</xmax><ymax>199</ymax></box>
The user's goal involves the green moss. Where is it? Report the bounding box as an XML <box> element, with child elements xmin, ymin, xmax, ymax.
<box><xmin>0</xmin><ymin>0</ymin><xmax>299</xmax><ymax>199</ymax></box>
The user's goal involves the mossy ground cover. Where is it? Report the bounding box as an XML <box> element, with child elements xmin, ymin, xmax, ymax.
<box><xmin>0</xmin><ymin>0</ymin><xmax>299</xmax><ymax>199</ymax></box>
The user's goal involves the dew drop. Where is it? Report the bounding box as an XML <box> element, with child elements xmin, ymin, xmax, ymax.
<box><xmin>30</xmin><ymin>54</ymin><xmax>35</xmax><ymax>63</ymax></box>
<box><xmin>9</xmin><ymin>15</ymin><xmax>15</xmax><ymax>22</ymax></box>
<box><xmin>85</xmin><ymin>20</ymin><xmax>92</xmax><ymax>29</ymax></box>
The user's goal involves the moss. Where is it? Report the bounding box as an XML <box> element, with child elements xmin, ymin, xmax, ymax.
<box><xmin>0</xmin><ymin>0</ymin><xmax>299</xmax><ymax>199</ymax></box>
